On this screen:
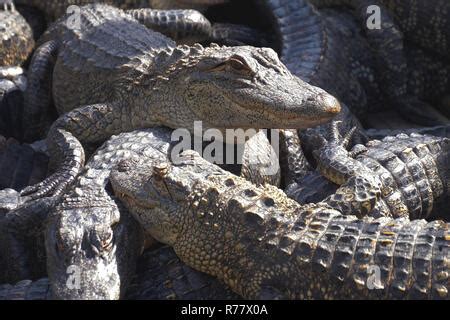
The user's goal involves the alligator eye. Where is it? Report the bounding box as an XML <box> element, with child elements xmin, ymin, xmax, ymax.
<box><xmin>208</xmin><ymin>55</ymin><xmax>253</xmax><ymax>75</ymax></box>
<box><xmin>101</xmin><ymin>230</ymin><xmax>114</xmax><ymax>252</ymax></box>
<box><xmin>117</xmin><ymin>160</ymin><xmax>132</xmax><ymax>173</ymax></box>
<box><xmin>229</xmin><ymin>58</ymin><xmax>247</xmax><ymax>70</ymax></box>
<box><xmin>228</xmin><ymin>55</ymin><xmax>253</xmax><ymax>74</ymax></box>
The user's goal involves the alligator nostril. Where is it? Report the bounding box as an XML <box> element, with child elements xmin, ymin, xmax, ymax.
<box><xmin>117</xmin><ymin>159</ymin><xmax>135</xmax><ymax>173</ymax></box>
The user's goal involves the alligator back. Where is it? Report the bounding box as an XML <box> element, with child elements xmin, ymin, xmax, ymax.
<box><xmin>261</xmin><ymin>0</ymin><xmax>368</xmax><ymax>114</ymax></box>
<box><xmin>358</xmin><ymin>133</ymin><xmax>450</xmax><ymax>220</ymax></box>
<box><xmin>381</xmin><ymin>0</ymin><xmax>450</xmax><ymax>60</ymax></box>
<box><xmin>0</xmin><ymin>9</ymin><xmax>34</xmax><ymax>67</ymax></box>
<box><xmin>43</xmin><ymin>4</ymin><xmax>175</xmax><ymax>113</ymax></box>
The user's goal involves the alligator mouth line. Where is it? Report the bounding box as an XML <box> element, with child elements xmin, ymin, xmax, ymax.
<box><xmin>207</xmin><ymin>88</ymin><xmax>335</xmax><ymax>129</ymax></box>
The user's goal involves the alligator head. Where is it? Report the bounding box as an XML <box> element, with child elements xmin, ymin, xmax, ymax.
<box><xmin>109</xmin><ymin>152</ymin><xmax>217</xmax><ymax>246</ymax></box>
<box><xmin>148</xmin><ymin>44</ymin><xmax>341</xmax><ymax>132</ymax></box>
<box><xmin>45</xmin><ymin>196</ymin><xmax>144</xmax><ymax>300</ymax></box>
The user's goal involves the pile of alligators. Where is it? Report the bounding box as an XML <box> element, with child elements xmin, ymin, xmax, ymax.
<box><xmin>0</xmin><ymin>0</ymin><xmax>449</xmax><ymax>300</ymax></box>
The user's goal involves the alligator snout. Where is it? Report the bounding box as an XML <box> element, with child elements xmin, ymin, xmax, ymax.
<box><xmin>316</xmin><ymin>92</ymin><xmax>341</xmax><ymax>116</ymax></box>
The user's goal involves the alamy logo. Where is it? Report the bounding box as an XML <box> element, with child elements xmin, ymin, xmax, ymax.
<box><xmin>170</xmin><ymin>121</ymin><xmax>280</xmax><ymax>176</ymax></box>
<box><xmin>366</xmin><ymin>5</ymin><xmax>381</xmax><ymax>30</ymax></box>
<box><xmin>66</xmin><ymin>265</ymin><xmax>81</xmax><ymax>290</ymax></box>
<box><xmin>66</xmin><ymin>5</ymin><xmax>81</xmax><ymax>31</ymax></box>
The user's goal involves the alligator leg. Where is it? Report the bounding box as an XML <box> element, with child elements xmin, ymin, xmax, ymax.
<box><xmin>279</xmin><ymin>128</ymin><xmax>341</xmax><ymax>205</ymax></box>
<box><xmin>358</xmin><ymin>0</ymin><xmax>449</xmax><ymax>126</ymax></box>
<box><xmin>125</xmin><ymin>9</ymin><xmax>212</xmax><ymax>45</ymax></box>
<box><xmin>240</xmin><ymin>130</ymin><xmax>280</xmax><ymax>187</ymax></box>
<box><xmin>313</xmin><ymin>122</ymin><xmax>385</xmax><ymax>217</ymax></box>
<box><xmin>22</xmin><ymin>41</ymin><xmax>58</xmax><ymax>142</ymax></box>
<box><xmin>278</xmin><ymin>129</ymin><xmax>312</xmax><ymax>186</ymax></box>
<box><xmin>20</xmin><ymin>102</ymin><xmax>134</xmax><ymax>200</ymax></box>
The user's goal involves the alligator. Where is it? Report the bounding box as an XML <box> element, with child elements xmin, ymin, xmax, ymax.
<box><xmin>0</xmin><ymin>3</ymin><xmax>34</xmax><ymax>67</ymax></box>
<box><xmin>3</xmin><ymin>124</ymin><xmax>279</xmax><ymax>298</ymax></box>
<box><xmin>233</xmin><ymin>0</ymin><xmax>448</xmax><ymax>126</ymax></box>
<box><xmin>0</xmin><ymin>246</ymin><xmax>240</xmax><ymax>300</ymax></box>
<box><xmin>284</xmin><ymin>124</ymin><xmax>450</xmax><ymax>222</ymax></box>
<box><xmin>15</xmin><ymin>0</ymin><xmax>230</xmax><ymax>21</ymax></box>
<box><xmin>1</xmin><ymin>124</ymin><xmax>282</xmax><ymax>298</ymax></box>
<box><xmin>366</xmin><ymin>125</ymin><xmax>450</xmax><ymax>141</ymax></box>
<box><xmin>19</xmin><ymin>3</ymin><xmax>339</xmax><ymax>201</ymax></box>
<box><xmin>308</xmin><ymin>0</ymin><xmax>450</xmax><ymax>60</ymax></box>
<box><xmin>305</xmin><ymin>0</ymin><xmax>450</xmax><ymax>125</ymax></box>
<box><xmin>110</xmin><ymin>149</ymin><xmax>450</xmax><ymax>299</ymax></box>
<box><xmin>11</xmin><ymin>0</ymin><xmax>256</xmax><ymax>47</ymax></box>
<box><xmin>0</xmin><ymin>127</ymin><xmax>169</xmax><ymax>295</ymax></box>
<box><xmin>257</xmin><ymin>0</ymin><xmax>370</xmax><ymax>118</ymax></box>
<box><xmin>284</xmin><ymin>128</ymin><xmax>424</xmax><ymax>209</ymax></box>
<box><xmin>41</xmin><ymin>128</ymin><xmax>180</xmax><ymax>299</ymax></box>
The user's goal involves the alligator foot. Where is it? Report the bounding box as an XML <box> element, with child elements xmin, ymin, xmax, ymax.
<box><xmin>314</xmin><ymin>121</ymin><xmax>382</xmax><ymax>217</ymax></box>
<box><xmin>20</xmin><ymin>174</ymin><xmax>71</xmax><ymax>200</ymax></box>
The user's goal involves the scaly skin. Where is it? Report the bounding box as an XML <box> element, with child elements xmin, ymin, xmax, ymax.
<box><xmin>0</xmin><ymin>138</ymin><xmax>49</xmax><ymax>283</ymax></box>
<box><xmin>308</xmin><ymin>0</ymin><xmax>450</xmax><ymax>125</ymax></box>
<box><xmin>240</xmin><ymin>130</ymin><xmax>281</xmax><ymax>188</ymax></box>
<box><xmin>1</xmin><ymin>127</ymin><xmax>280</xmax><ymax>299</ymax></box>
<box><xmin>15</xmin><ymin>0</ymin><xmax>229</xmax><ymax>20</ymax></box>
<box><xmin>0</xmin><ymin>128</ymin><xmax>169</xmax><ymax>298</ymax></box>
<box><xmin>0</xmin><ymin>4</ymin><xmax>34</xmax><ymax>66</ymax></box>
<box><xmin>43</xmin><ymin>128</ymin><xmax>178</xmax><ymax>299</ymax></box>
<box><xmin>366</xmin><ymin>125</ymin><xmax>450</xmax><ymax>141</ymax></box>
<box><xmin>110</xmin><ymin>150</ymin><xmax>450</xmax><ymax>300</ymax></box>
<box><xmin>0</xmin><ymin>278</ymin><xmax>51</xmax><ymax>300</ymax></box>
<box><xmin>313</xmin><ymin>126</ymin><xmax>450</xmax><ymax>220</ymax></box>
<box><xmin>20</xmin><ymin>3</ymin><xmax>339</xmax><ymax>201</ymax></box>
<box><xmin>0</xmin><ymin>194</ymin><xmax>52</xmax><ymax>283</ymax></box>
<box><xmin>0</xmin><ymin>246</ymin><xmax>240</xmax><ymax>300</ymax></box>
<box><xmin>260</xmin><ymin>0</ymin><xmax>368</xmax><ymax>115</ymax></box>
<box><xmin>255</xmin><ymin>0</ymin><xmax>449</xmax><ymax>130</ymax></box>
<box><xmin>309</xmin><ymin>0</ymin><xmax>450</xmax><ymax>60</ymax></box>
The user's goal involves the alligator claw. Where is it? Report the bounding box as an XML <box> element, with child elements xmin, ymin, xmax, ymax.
<box><xmin>20</xmin><ymin>172</ymin><xmax>75</xmax><ymax>201</ymax></box>
<box><xmin>329</xmin><ymin>120</ymin><xmax>358</xmax><ymax>148</ymax></box>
